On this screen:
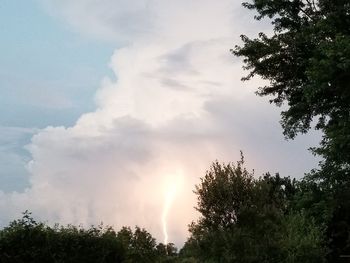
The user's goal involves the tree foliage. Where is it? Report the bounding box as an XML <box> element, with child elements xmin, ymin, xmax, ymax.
<box><xmin>0</xmin><ymin>211</ymin><xmax>178</xmax><ymax>263</ymax></box>
<box><xmin>182</xmin><ymin>159</ymin><xmax>326</xmax><ymax>262</ymax></box>
<box><xmin>233</xmin><ymin>1</ymin><xmax>350</xmax><ymax>260</ymax></box>
<box><xmin>233</xmin><ymin>0</ymin><xmax>350</xmax><ymax>171</ymax></box>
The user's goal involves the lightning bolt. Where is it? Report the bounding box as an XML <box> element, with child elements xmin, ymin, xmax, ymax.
<box><xmin>161</xmin><ymin>174</ymin><xmax>180</xmax><ymax>244</ymax></box>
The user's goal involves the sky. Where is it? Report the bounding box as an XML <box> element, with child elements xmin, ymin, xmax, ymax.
<box><xmin>0</xmin><ymin>0</ymin><xmax>321</xmax><ymax>246</ymax></box>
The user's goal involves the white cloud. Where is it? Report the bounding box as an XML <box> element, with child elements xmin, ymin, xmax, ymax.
<box><xmin>2</xmin><ymin>0</ymin><xmax>320</xmax><ymax>246</ymax></box>
<box><xmin>40</xmin><ymin>0</ymin><xmax>156</xmax><ymax>43</ymax></box>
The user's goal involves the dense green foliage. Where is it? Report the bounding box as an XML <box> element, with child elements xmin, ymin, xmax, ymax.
<box><xmin>233</xmin><ymin>0</ymin><xmax>350</xmax><ymax>261</ymax></box>
<box><xmin>233</xmin><ymin>0</ymin><xmax>350</xmax><ymax>170</ymax></box>
<box><xmin>181</xmin><ymin>158</ymin><xmax>326</xmax><ymax>262</ymax></box>
<box><xmin>0</xmin><ymin>211</ymin><xmax>178</xmax><ymax>263</ymax></box>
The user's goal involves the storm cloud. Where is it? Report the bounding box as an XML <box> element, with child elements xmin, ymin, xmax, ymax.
<box><xmin>1</xmin><ymin>0</ymin><xmax>319</xmax><ymax>245</ymax></box>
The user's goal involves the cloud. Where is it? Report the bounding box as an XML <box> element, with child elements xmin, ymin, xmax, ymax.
<box><xmin>2</xmin><ymin>0</ymin><xmax>320</xmax><ymax>246</ymax></box>
<box><xmin>40</xmin><ymin>0</ymin><xmax>156</xmax><ymax>43</ymax></box>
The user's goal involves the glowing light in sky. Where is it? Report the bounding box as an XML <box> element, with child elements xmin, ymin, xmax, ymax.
<box><xmin>161</xmin><ymin>172</ymin><xmax>182</xmax><ymax>244</ymax></box>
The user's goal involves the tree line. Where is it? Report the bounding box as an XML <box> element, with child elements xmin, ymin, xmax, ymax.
<box><xmin>1</xmin><ymin>0</ymin><xmax>349</xmax><ymax>262</ymax></box>
<box><xmin>0</xmin><ymin>211</ymin><xmax>178</xmax><ymax>263</ymax></box>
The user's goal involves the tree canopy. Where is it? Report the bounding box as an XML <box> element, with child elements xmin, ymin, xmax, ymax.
<box><xmin>233</xmin><ymin>1</ymin><xmax>350</xmax><ymax>260</ymax></box>
<box><xmin>233</xmin><ymin>0</ymin><xmax>350</xmax><ymax>172</ymax></box>
<box><xmin>182</xmin><ymin>158</ymin><xmax>326</xmax><ymax>263</ymax></box>
<box><xmin>0</xmin><ymin>211</ymin><xmax>178</xmax><ymax>263</ymax></box>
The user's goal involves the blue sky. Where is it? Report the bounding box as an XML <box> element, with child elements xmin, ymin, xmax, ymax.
<box><xmin>0</xmin><ymin>0</ymin><xmax>116</xmax><ymax>127</ymax></box>
<box><xmin>0</xmin><ymin>0</ymin><xmax>114</xmax><ymax>191</ymax></box>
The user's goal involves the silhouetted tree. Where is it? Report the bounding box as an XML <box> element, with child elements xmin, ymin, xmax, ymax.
<box><xmin>233</xmin><ymin>1</ymin><xmax>350</xmax><ymax>260</ymax></box>
<box><xmin>183</xmin><ymin>158</ymin><xmax>326</xmax><ymax>262</ymax></box>
<box><xmin>0</xmin><ymin>212</ymin><xmax>178</xmax><ymax>263</ymax></box>
<box><xmin>233</xmin><ymin>0</ymin><xmax>350</xmax><ymax>171</ymax></box>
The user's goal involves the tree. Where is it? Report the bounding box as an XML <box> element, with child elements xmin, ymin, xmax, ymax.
<box><xmin>184</xmin><ymin>158</ymin><xmax>326</xmax><ymax>262</ymax></box>
<box><xmin>233</xmin><ymin>1</ymin><xmax>350</xmax><ymax>260</ymax></box>
<box><xmin>233</xmin><ymin>0</ymin><xmax>350</xmax><ymax>172</ymax></box>
<box><xmin>117</xmin><ymin>226</ymin><xmax>159</xmax><ymax>263</ymax></box>
<box><xmin>280</xmin><ymin>212</ymin><xmax>327</xmax><ymax>263</ymax></box>
<box><xmin>0</xmin><ymin>211</ymin><xmax>126</xmax><ymax>263</ymax></box>
<box><xmin>128</xmin><ymin>226</ymin><xmax>157</xmax><ymax>262</ymax></box>
<box><xmin>193</xmin><ymin>157</ymin><xmax>254</xmax><ymax>231</ymax></box>
<box><xmin>0</xmin><ymin>212</ymin><xmax>179</xmax><ymax>263</ymax></box>
<box><xmin>156</xmin><ymin>243</ymin><xmax>179</xmax><ymax>262</ymax></box>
